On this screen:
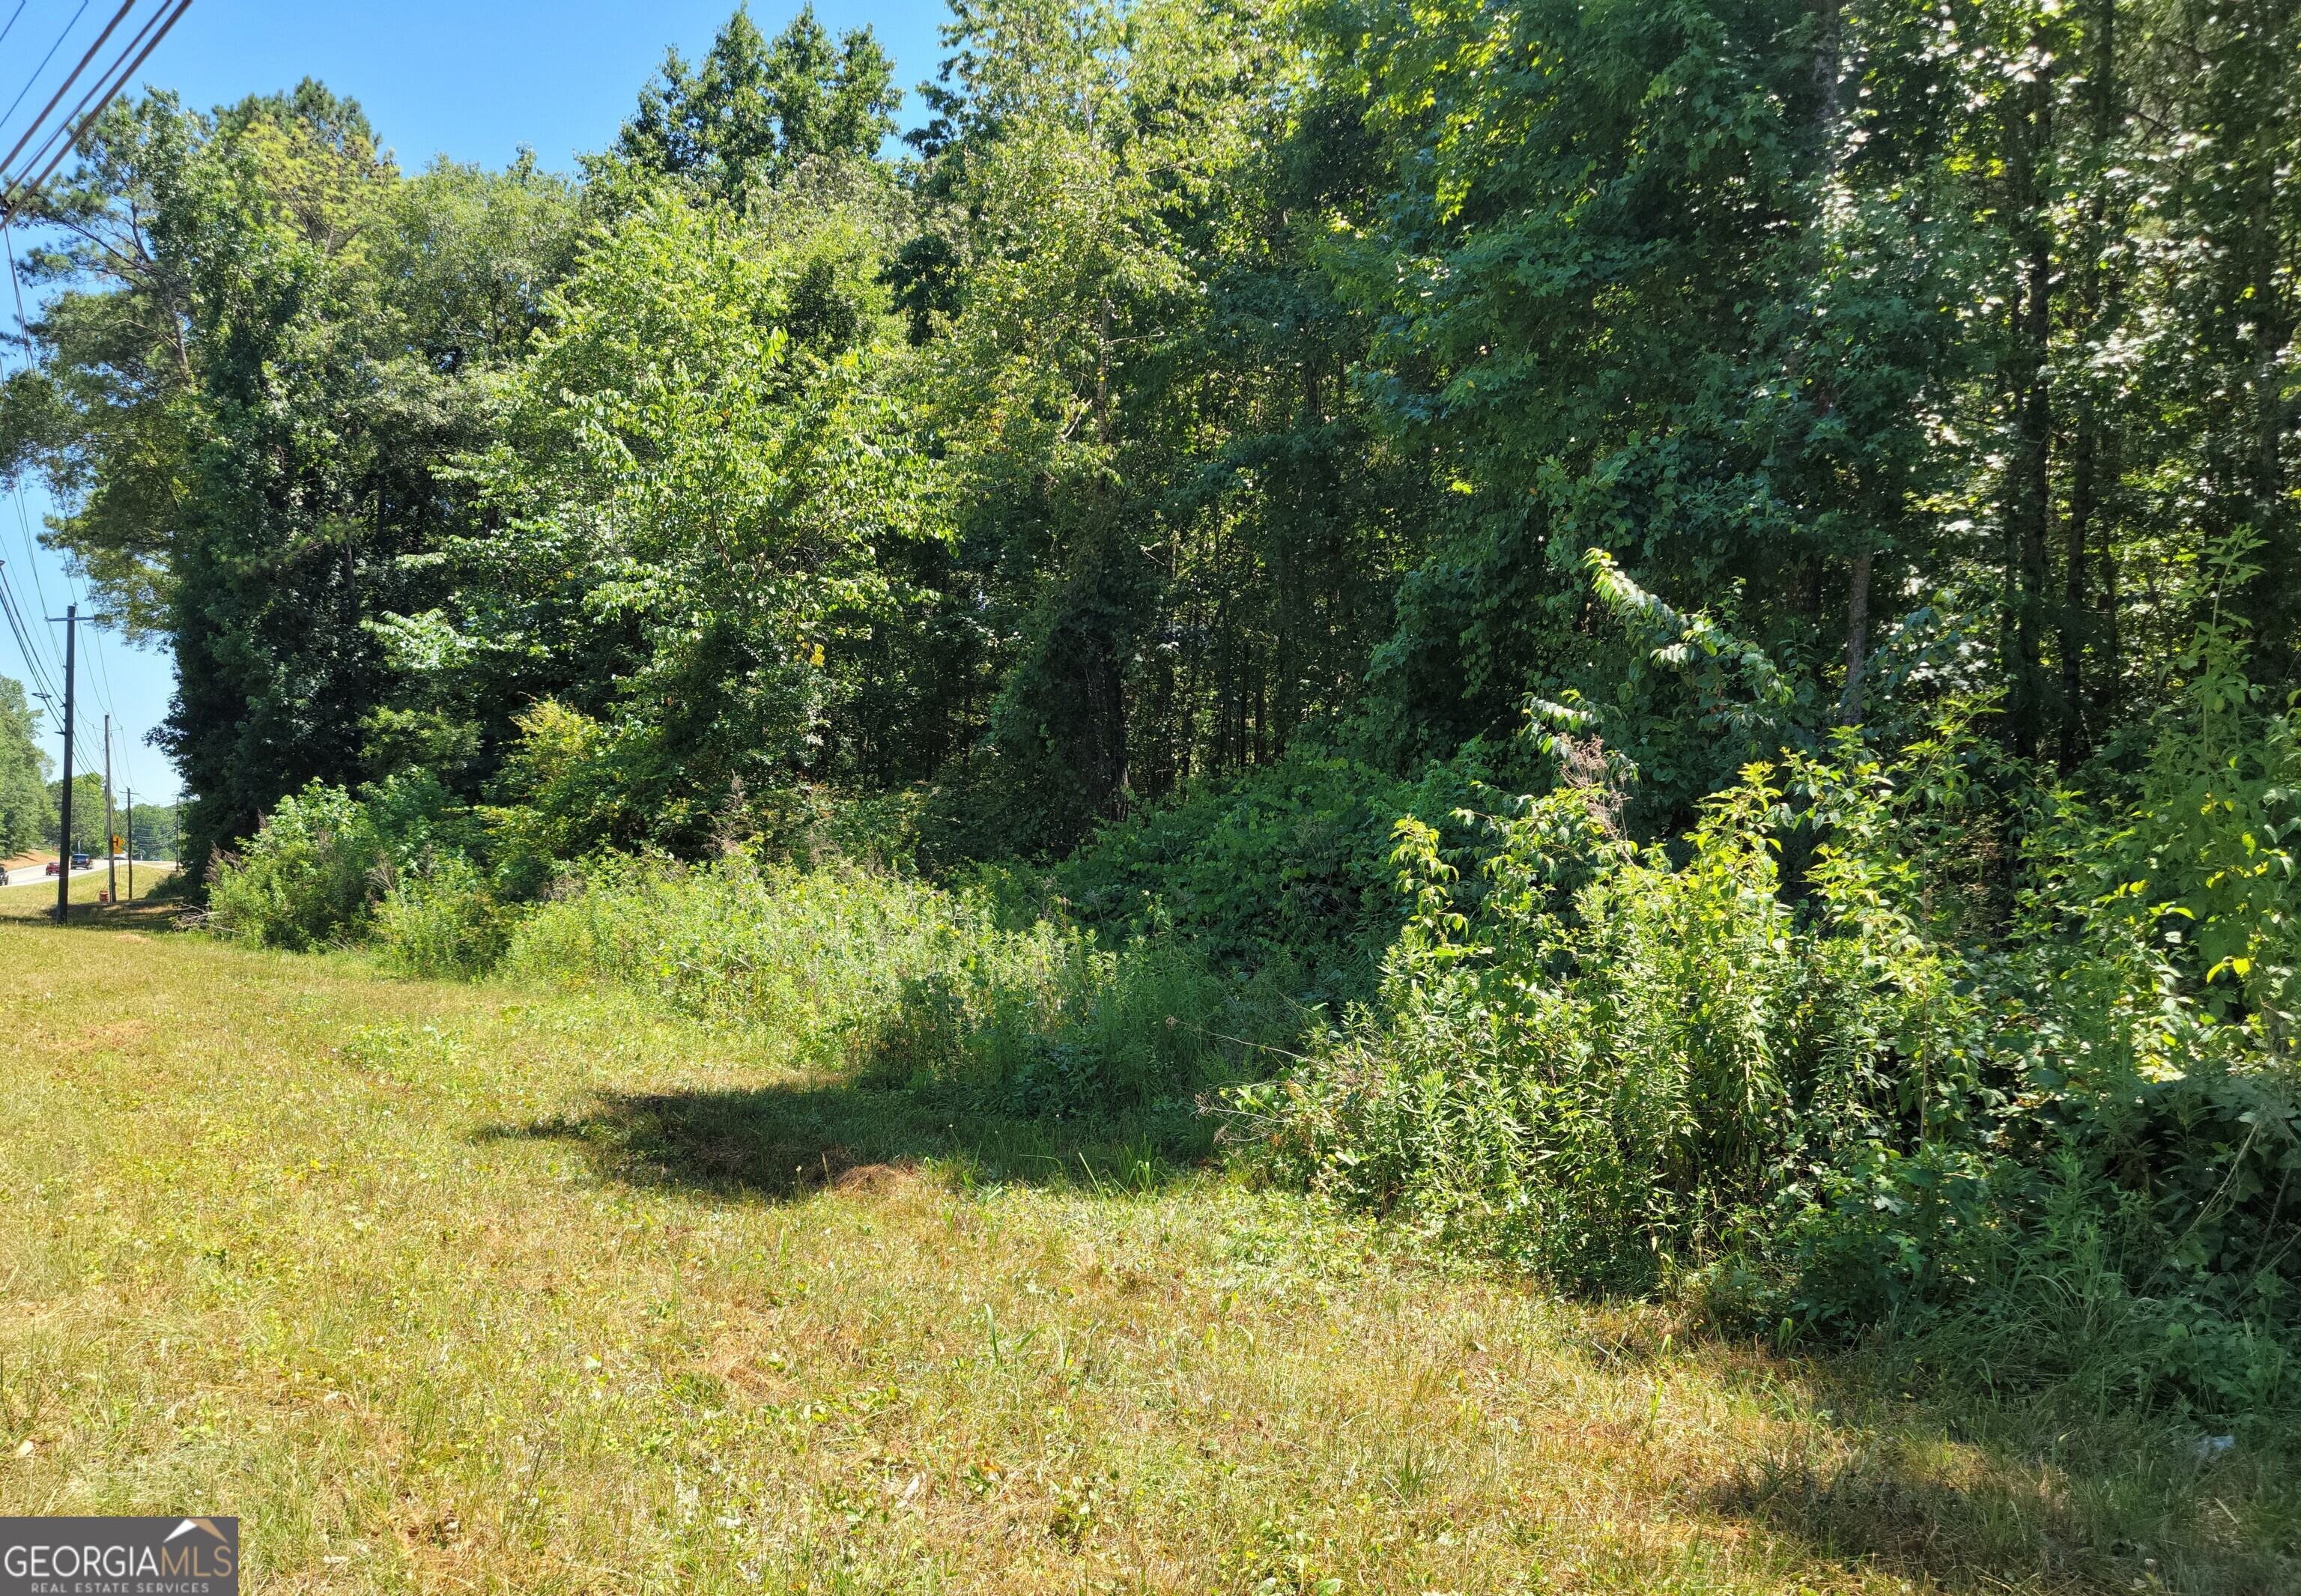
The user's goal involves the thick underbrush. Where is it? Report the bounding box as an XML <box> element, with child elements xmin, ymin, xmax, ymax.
<box><xmin>207</xmin><ymin>805</ymin><xmax>1298</xmax><ymax>1125</ymax></box>
<box><xmin>200</xmin><ymin>636</ymin><xmax>2301</xmax><ymax>1429</ymax></box>
<box><xmin>1236</xmin><ymin>687</ymin><xmax>2301</xmax><ymax>1421</ymax></box>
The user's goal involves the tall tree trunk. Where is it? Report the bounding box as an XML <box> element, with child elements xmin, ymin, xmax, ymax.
<box><xmin>2099</xmin><ymin>431</ymin><xmax>2123</xmax><ymax>724</ymax></box>
<box><xmin>1813</xmin><ymin>0</ymin><xmax>1877</xmax><ymax>724</ymax></box>
<box><xmin>2251</xmin><ymin>180</ymin><xmax>2291</xmax><ymax>544</ymax></box>
<box><xmin>2062</xmin><ymin>420</ymin><xmax>2096</xmax><ymax>768</ymax></box>
<box><xmin>1840</xmin><ymin>550</ymin><xmax>1873</xmax><ymax>719</ymax></box>
<box><xmin>1813</xmin><ymin>0</ymin><xmax>1843</xmax><ymax>145</ymax></box>
<box><xmin>2004</xmin><ymin>58</ymin><xmax>2057</xmax><ymax>763</ymax></box>
<box><xmin>2061</xmin><ymin>0</ymin><xmax>2120</xmax><ymax>770</ymax></box>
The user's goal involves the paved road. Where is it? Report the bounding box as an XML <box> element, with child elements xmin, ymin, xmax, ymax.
<box><xmin>0</xmin><ymin>860</ymin><xmax>178</xmax><ymax>890</ymax></box>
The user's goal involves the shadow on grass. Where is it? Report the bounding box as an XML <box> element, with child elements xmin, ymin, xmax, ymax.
<box><xmin>479</xmin><ymin>1080</ymin><xmax>1213</xmax><ymax>1203</ymax></box>
<box><xmin>481</xmin><ymin>1082</ymin><xmax>2301</xmax><ymax>1590</ymax></box>
<box><xmin>1709</xmin><ymin>1439</ymin><xmax>2101</xmax><ymax>1592</ymax></box>
<box><xmin>1700</xmin><ymin>1359</ymin><xmax>2300</xmax><ymax>1595</ymax></box>
<box><xmin>0</xmin><ymin>867</ymin><xmax>189</xmax><ymax>929</ymax></box>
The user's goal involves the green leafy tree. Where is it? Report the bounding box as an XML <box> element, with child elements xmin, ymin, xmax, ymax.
<box><xmin>126</xmin><ymin>800</ymin><xmax>179</xmax><ymax>861</ymax></box>
<box><xmin>610</xmin><ymin>5</ymin><xmax>900</xmax><ymax>203</ymax></box>
<box><xmin>903</xmin><ymin>0</ymin><xmax>1425</xmax><ymax>853</ymax></box>
<box><xmin>2</xmin><ymin>84</ymin><xmax>580</xmax><ymax>876</ymax></box>
<box><xmin>0</xmin><ymin>678</ymin><xmax>52</xmax><ymax>856</ymax></box>
<box><xmin>1292</xmin><ymin>0</ymin><xmax>1985</xmax><ymax>809</ymax></box>
<box><xmin>7</xmin><ymin>0</ymin><xmax>2297</xmax><ymax>926</ymax></box>
<box><xmin>47</xmin><ymin>771</ymin><xmax>105</xmax><ymax>855</ymax></box>
<box><xmin>441</xmin><ymin>192</ymin><xmax>943</xmax><ymax>852</ymax></box>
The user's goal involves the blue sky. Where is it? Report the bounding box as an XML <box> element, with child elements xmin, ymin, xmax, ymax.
<box><xmin>1</xmin><ymin>0</ymin><xmax>950</xmax><ymax>800</ymax></box>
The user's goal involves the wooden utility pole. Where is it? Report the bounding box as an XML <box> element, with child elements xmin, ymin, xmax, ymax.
<box><xmin>43</xmin><ymin>604</ymin><xmax>112</xmax><ymax>923</ymax></box>
<box><xmin>104</xmin><ymin>713</ymin><xmax>116</xmax><ymax>905</ymax></box>
<box><xmin>124</xmin><ymin>784</ymin><xmax>133</xmax><ymax>903</ymax></box>
<box><xmin>51</xmin><ymin>604</ymin><xmax>76</xmax><ymax>924</ymax></box>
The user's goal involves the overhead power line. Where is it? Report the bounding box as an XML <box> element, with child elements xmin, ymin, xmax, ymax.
<box><xmin>7</xmin><ymin>0</ymin><xmax>190</xmax><ymax>210</ymax></box>
<box><xmin>4</xmin><ymin>486</ymin><xmax>69</xmax><ymax>705</ymax></box>
<box><xmin>1</xmin><ymin>0</ymin><xmax>194</xmax><ymax>225</ymax></box>
<box><xmin>0</xmin><ymin>1</ymin><xmax>192</xmax><ymax>801</ymax></box>
<box><xmin>1</xmin><ymin>222</ymin><xmax>66</xmax><ymax>696</ymax></box>
<box><xmin>0</xmin><ymin>0</ymin><xmax>91</xmax><ymax>147</ymax></box>
<box><xmin>0</xmin><ymin>1</ymin><xmax>130</xmax><ymax>187</ymax></box>
<box><xmin>2</xmin><ymin>156</ymin><xmax>111</xmax><ymax>751</ymax></box>
<box><xmin>0</xmin><ymin>560</ymin><xmax>59</xmax><ymax>702</ymax></box>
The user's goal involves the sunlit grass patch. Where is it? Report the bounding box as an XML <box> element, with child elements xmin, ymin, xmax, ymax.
<box><xmin>0</xmin><ymin>922</ymin><xmax>2291</xmax><ymax>1592</ymax></box>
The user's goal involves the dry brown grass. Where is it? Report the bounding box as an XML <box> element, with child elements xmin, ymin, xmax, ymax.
<box><xmin>0</xmin><ymin>911</ymin><xmax>2291</xmax><ymax>1593</ymax></box>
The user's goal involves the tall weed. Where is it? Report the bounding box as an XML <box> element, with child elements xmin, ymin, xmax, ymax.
<box><xmin>1240</xmin><ymin>694</ymin><xmax>2301</xmax><ymax>1416</ymax></box>
<box><xmin>373</xmin><ymin>855</ymin><xmax>515</xmax><ymax>980</ymax></box>
<box><xmin>1239</xmin><ymin>748</ymin><xmax>1965</xmax><ymax>1291</ymax></box>
<box><xmin>503</xmin><ymin>852</ymin><xmax>1296</xmax><ymax>1116</ymax></box>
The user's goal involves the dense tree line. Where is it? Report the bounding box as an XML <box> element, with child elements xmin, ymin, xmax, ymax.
<box><xmin>0</xmin><ymin>680</ymin><xmax>49</xmax><ymax>855</ymax></box>
<box><xmin>5</xmin><ymin>0</ymin><xmax>2293</xmax><ymax>876</ymax></box>
<box><xmin>0</xmin><ymin>700</ymin><xmax>174</xmax><ymax>858</ymax></box>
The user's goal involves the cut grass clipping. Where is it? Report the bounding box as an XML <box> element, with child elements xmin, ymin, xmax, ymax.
<box><xmin>0</xmin><ymin>897</ymin><xmax>2294</xmax><ymax>1592</ymax></box>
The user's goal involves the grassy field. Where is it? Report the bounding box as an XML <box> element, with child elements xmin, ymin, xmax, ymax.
<box><xmin>0</xmin><ymin>882</ymin><xmax>2293</xmax><ymax>1593</ymax></box>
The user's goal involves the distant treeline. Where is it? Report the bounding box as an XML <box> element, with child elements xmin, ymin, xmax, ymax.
<box><xmin>1</xmin><ymin>0</ymin><xmax>2294</xmax><ymax>867</ymax></box>
<box><xmin>0</xmin><ymin>694</ymin><xmax>180</xmax><ymax>859</ymax></box>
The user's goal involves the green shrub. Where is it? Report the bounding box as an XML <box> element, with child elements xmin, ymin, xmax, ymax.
<box><xmin>374</xmin><ymin>855</ymin><xmax>515</xmax><ymax>980</ymax></box>
<box><xmin>207</xmin><ymin>781</ymin><xmax>393</xmax><ymax>949</ymax></box>
<box><xmin>1055</xmin><ymin>748</ymin><xmax>1507</xmax><ymax>1006</ymax></box>
<box><xmin>207</xmin><ymin>774</ymin><xmax>500</xmax><ymax>957</ymax></box>
<box><xmin>1238</xmin><ymin>698</ymin><xmax>2301</xmax><ymax>1416</ymax></box>
<box><xmin>1238</xmin><ymin>750</ymin><xmax>1962</xmax><ymax>1287</ymax></box>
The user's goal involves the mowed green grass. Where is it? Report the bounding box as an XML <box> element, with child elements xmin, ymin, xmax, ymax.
<box><xmin>0</xmin><ymin>901</ymin><xmax>2292</xmax><ymax>1594</ymax></box>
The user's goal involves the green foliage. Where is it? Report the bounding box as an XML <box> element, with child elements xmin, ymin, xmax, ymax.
<box><xmin>608</xmin><ymin>4</ymin><xmax>900</xmax><ymax>203</ymax></box>
<box><xmin>206</xmin><ymin>783</ymin><xmax>385</xmax><ymax>950</ymax></box>
<box><xmin>1054</xmin><ymin>749</ymin><xmax>1507</xmax><ymax>1004</ymax></box>
<box><xmin>891</xmin><ymin>0</ymin><xmax>1420</xmax><ymax>847</ymax></box>
<box><xmin>1243</xmin><ymin>657</ymin><xmax>2301</xmax><ymax>1415</ymax></box>
<box><xmin>501</xmin><ymin>852</ymin><xmax>952</xmax><ymax>1049</ymax></box>
<box><xmin>125</xmin><ymin>801</ymin><xmax>179</xmax><ymax>861</ymax></box>
<box><xmin>436</xmin><ymin>186</ymin><xmax>942</xmax><ymax>852</ymax></box>
<box><xmin>10</xmin><ymin>0</ymin><xmax>2301</xmax><ymax>1430</ymax></box>
<box><xmin>1239</xmin><ymin>758</ymin><xmax>1896</xmax><ymax>1286</ymax></box>
<box><xmin>373</xmin><ymin>854</ymin><xmax>514</xmax><ymax>980</ymax></box>
<box><xmin>47</xmin><ymin>773</ymin><xmax>106</xmax><ymax>855</ymax></box>
<box><xmin>482</xmin><ymin>700</ymin><xmax>627</xmax><ymax>879</ymax></box>
<box><xmin>206</xmin><ymin>774</ymin><xmax>477</xmax><ymax>950</ymax></box>
<box><xmin>0</xmin><ymin>679</ymin><xmax>52</xmax><ymax>857</ymax></box>
<box><xmin>503</xmin><ymin>852</ymin><xmax>1293</xmax><ymax>1118</ymax></box>
<box><xmin>1</xmin><ymin>84</ymin><xmax>583</xmax><ymax>876</ymax></box>
<box><xmin>11</xmin><ymin>0</ymin><xmax>2300</xmax><ymax>873</ymax></box>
